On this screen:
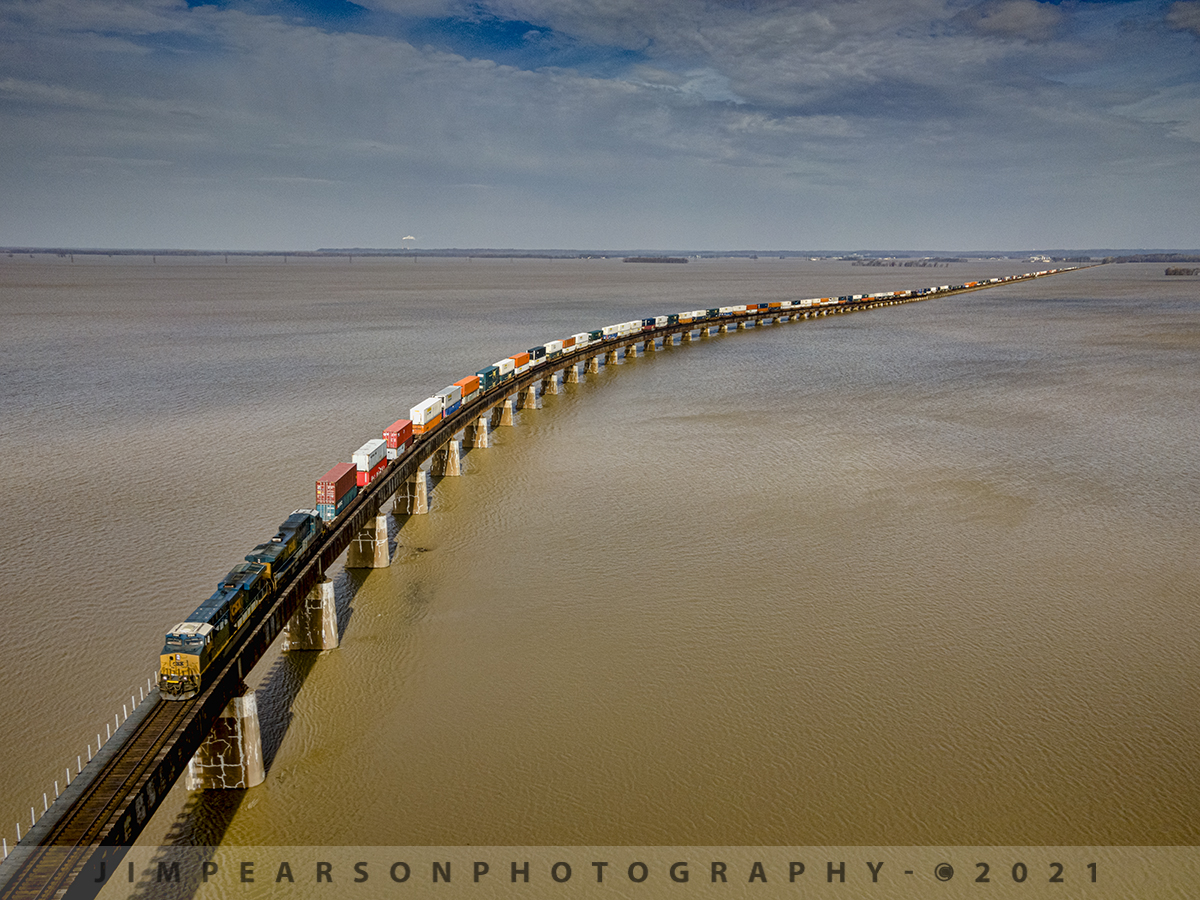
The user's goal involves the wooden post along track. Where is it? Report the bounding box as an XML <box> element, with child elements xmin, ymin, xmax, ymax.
<box><xmin>0</xmin><ymin>266</ymin><xmax>1085</xmax><ymax>899</ymax></box>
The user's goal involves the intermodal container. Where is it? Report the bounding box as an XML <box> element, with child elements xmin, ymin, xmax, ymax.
<box><xmin>356</xmin><ymin>458</ymin><xmax>386</xmax><ymax>487</ymax></box>
<box><xmin>588</xmin><ymin>329</ymin><xmax>603</xmax><ymax>342</ymax></box>
<box><xmin>602</xmin><ymin>325</ymin><xmax>619</xmax><ymax>340</ymax></box>
<box><xmin>317</xmin><ymin>486</ymin><xmax>357</xmax><ymax>521</ymax></box>
<box><xmin>411</xmin><ymin>396</ymin><xmax>443</xmax><ymax>434</ymax></box>
<box><xmin>561</xmin><ymin>337</ymin><xmax>576</xmax><ymax>352</ymax></box>
<box><xmin>454</xmin><ymin>375</ymin><xmax>480</xmax><ymax>403</ymax></box>
<box><xmin>544</xmin><ymin>339</ymin><xmax>564</xmax><ymax>359</ymax></box>
<box><xmin>509</xmin><ymin>351</ymin><xmax>531</xmax><ymax>375</ymax></box>
<box><xmin>436</xmin><ymin>384</ymin><xmax>463</xmax><ymax>417</ymax></box>
<box><xmin>316</xmin><ymin>462</ymin><xmax>358</xmax><ymax>506</ymax></box>
<box><xmin>642</xmin><ymin>317</ymin><xmax>656</xmax><ymax>330</ymax></box>
<box><xmin>384</xmin><ymin>418</ymin><xmax>414</xmax><ymax>460</ymax></box>
<box><xmin>657</xmin><ymin>315</ymin><xmax>670</xmax><ymax>327</ymax></box>
<box><xmin>476</xmin><ymin>365</ymin><xmax>500</xmax><ymax>391</ymax></box>
<box><xmin>353</xmin><ymin>438</ymin><xmax>387</xmax><ymax>473</ymax></box>
<box><xmin>528</xmin><ymin>346</ymin><xmax>547</xmax><ymax>365</ymax></box>
<box><xmin>353</xmin><ymin>438</ymin><xmax>388</xmax><ymax>488</ymax></box>
<box><xmin>493</xmin><ymin>358</ymin><xmax>516</xmax><ymax>385</ymax></box>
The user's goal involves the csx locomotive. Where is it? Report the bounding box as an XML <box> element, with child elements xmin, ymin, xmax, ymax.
<box><xmin>159</xmin><ymin>509</ymin><xmax>322</xmax><ymax>700</ymax></box>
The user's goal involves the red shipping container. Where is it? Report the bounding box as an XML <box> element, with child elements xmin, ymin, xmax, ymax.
<box><xmin>317</xmin><ymin>462</ymin><xmax>358</xmax><ymax>505</ymax></box>
<box><xmin>384</xmin><ymin>418</ymin><xmax>414</xmax><ymax>450</ymax></box>
<box><xmin>357</xmin><ymin>457</ymin><xmax>387</xmax><ymax>487</ymax></box>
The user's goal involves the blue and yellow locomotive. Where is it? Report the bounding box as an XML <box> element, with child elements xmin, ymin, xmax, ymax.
<box><xmin>160</xmin><ymin>510</ymin><xmax>322</xmax><ymax>700</ymax></box>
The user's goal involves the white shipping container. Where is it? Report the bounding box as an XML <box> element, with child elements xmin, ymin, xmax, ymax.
<box><xmin>571</xmin><ymin>332</ymin><xmax>591</xmax><ymax>347</ymax></box>
<box><xmin>410</xmin><ymin>396</ymin><xmax>443</xmax><ymax>426</ymax></box>
<box><xmin>353</xmin><ymin>438</ymin><xmax>388</xmax><ymax>472</ymax></box>
<box><xmin>655</xmin><ymin>316</ymin><xmax>668</xmax><ymax>327</ymax></box>
<box><xmin>494</xmin><ymin>358</ymin><xmax>515</xmax><ymax>376</ymax></box>
<box><xmin>544</xmin><ymin>340</ymin><xmax>564</xmax><ymax>354</ymax></box>
<box><xmin>435</xmin><ymin>384</ymin><xmax>462</xmax><ymax>406</ymax></box>
<box><xmin>602</xmin><ymin>324</ymin><xmax>620</xmax><ymax>338</ymax></box>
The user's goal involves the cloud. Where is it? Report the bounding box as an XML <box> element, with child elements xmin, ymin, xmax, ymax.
<box><xmin>1166</xmin><ymin>0</ymin><xmax>1200</xmax><ymax>37</ymax></box>
<box><xmin>954</xmin><ymin>0</ymin><xmax>1063</xmax><ymax>42</ymax></box>
<box><xmin>0</xmin><ymin>0</ymin><xmax>1198</xmax><ymax>248</ymax></box>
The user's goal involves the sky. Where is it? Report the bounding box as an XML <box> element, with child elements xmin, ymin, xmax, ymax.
<box><xmin>1</xmin><ymin>0</ymin><xmax>1198</xmax><ymax>250</ymax></box>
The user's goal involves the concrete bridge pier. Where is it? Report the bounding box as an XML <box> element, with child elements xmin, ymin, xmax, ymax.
<box><xmin>468</xmin><ymin>415</ymin><xmax>493</xmax><ymax>448</ymax></box>
<box><xmin>662</xmin><ymin>333</ymin><xmax>675</xmax><ymax>347</ymax></box>
<box><xmin>604</xmin><ymin>348</ymin><xmax>621</xmax><ymax>366</ymax></box>
<box><xmin>643</xmin><ymin>336</ymin><xmax>657</xmax><ymax>352</ymax></box>
<box><xmin>282</xmin><ymin>577</ymin><xmax>338</xmax><ymax>652</ymax></box>
<box><xmin>432</xmin><ymin>436</ymin><xmax>464</xmax><ymax>476</ymax></box>
<box><xmin>625</xmin><ymin>342</ymin><xmax>640</xmax><ymax>359</ymax></box>
<box><xmin>519</xmin><ymin>383</ymin><xmax>542</xmax><ymax>410</ymax></box>
<box><xmin>399</xmin><ymin>470</ymin><xmax>431</xmax><ymax>515</ymax></box>
<box><xmin>737</xmin><ymin>320</ymin><xmax>748</xmax><ymax>331</ymax></box>
<box><xmin>347</xmin><ymin>514</ymin><xmax>391</xmax><ymax>567</ymax></box>
<box><xmin>566</xmin><ymin>362</ymin><xmax>584</xmax><ymax>383</ymax></box>
<box><xmin>544</xmin><ymin>370</ymin><xmax>563</xmax><ymax>394</ymax></box>
<box><xmin>719</xmin><ymin>322</ymin><xmax>731</xmax><ymax>334</ymax></box>
<box><xmin>185</xmin><ymin>689</ymin><xmax>265</xmax><ymax>791</ymax></box>
<box><xmin>586</xmin><ymin>355</ymin><xmax>601</xmax><ymax>374</ymax></box>
<box><xmin>682</xmin><ymin>329</ymin><xmax>696</xmax><ymax>342</ymax></box>
<box><xmin>501</xmin><ymin>396</ymin><xmax>519</xmax><ymax>425</ymax></box>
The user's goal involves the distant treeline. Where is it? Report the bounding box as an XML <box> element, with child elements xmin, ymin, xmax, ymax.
<box><xmin>1106</xmin><ymin>254</ymin><xmax>1200</xmax><ymax>263</ymax></box>
<box><xmin>851</xmin><ymin>259</ymin><xmax>958</xmax><ymax>267</ymax></box>
<box><xmin>1165</xmin><ymin>267</ymin><xmax>1200</xmax><ymax>276</ymax></box>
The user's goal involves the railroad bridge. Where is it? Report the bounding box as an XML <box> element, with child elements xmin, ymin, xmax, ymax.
<box><xmin>0</xmin><ymin>270</ymin><xmax>1078</xmax><ymax>899</ymax></box>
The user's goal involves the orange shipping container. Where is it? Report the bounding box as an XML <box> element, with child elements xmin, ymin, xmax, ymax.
<box><xmin>510</xmin><ymin>351</ymin><xmax>531</xmax><ymax>367</ymax></box>
<box><xmin>562</xmin><ymin>336</ymin><xmax>576</xmax><ymax>350</ymax></box>
<box><xmin>454</xmin><ymin>375</ymin><xmax>480</xmax><ymax>397</ymax></box>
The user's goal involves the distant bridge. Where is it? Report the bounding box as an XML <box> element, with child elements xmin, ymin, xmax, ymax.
<box><xmin>0</xmin><ymin>267</ymin><xmax>1082</xmax><ymax>900</ymax></box>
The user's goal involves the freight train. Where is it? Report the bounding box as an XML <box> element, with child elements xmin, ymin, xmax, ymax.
<box><xmin>159</xmin><ymin>268</ymin><xmax>1071</xmax><ymax>699</ymax></box>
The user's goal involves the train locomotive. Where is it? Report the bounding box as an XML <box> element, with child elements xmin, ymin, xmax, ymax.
<box><xmin>160</xmin><ymin>509</ymin><xmax>323</xmax><ymax>700</ymax></box>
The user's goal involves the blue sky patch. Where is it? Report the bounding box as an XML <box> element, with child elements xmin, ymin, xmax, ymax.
<box><xmin>400</xmin><ymin>14</ymin><xmax>644</xmax><ymax>74</ymax></box>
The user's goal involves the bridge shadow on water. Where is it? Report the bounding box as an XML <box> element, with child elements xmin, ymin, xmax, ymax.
<box><xmin>124</xmin><ymin>564</ymin><xmax>368</xmax><ymax>900</ymax></box>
